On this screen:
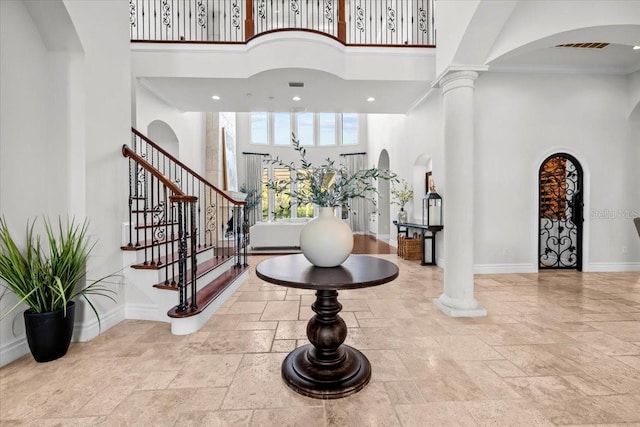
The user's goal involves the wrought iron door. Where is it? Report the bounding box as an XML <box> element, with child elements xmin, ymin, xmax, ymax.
<box><xmin>539</xmin><ymin>153</ymin><xmax>583</xmax><ymax>270</ymax></box>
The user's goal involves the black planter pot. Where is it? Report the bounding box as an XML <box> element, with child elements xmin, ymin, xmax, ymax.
<box><xmin>23</xmin><ymin>301</ymin><xmax>75</xmax><ymax>363</ymax></box>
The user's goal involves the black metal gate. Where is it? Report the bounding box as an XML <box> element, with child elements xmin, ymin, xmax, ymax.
<box><xmin>539</xmin><ymin>153</ymin><xmax>583</xmax><ymax>270</ymax></box>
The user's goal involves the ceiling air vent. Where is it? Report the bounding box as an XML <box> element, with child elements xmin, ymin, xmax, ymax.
<box><xmin>288</xmin><ymin>82</ymin><xmax>304</xmax><ymax>87</ymax></box>
<box><xmin>555</xmin><ymin>43</ymin><xmax>609</xmax><ymax>49</ymax></box>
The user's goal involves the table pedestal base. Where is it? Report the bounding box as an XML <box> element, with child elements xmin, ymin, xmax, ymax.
<box><xmin>281</xmin><ymin>343</ymin><xmax>371</xmax><ymax>399</ymax></box>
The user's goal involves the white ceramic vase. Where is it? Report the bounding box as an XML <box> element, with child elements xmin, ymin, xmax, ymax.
<box><xmin>300</xmin><ymin>207</ymin><xmax>354</xmax><ymax>267</ymax></box>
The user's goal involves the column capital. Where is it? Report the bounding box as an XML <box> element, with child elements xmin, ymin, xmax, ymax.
<box><xmin>432</xmin><ymin>65</ymin><xmax>488</xmax><ymax>93</ymax></box>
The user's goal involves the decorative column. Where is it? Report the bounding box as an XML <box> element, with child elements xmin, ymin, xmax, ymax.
<box><xmin>434</xmin><ymin>70</ymin><xmax>487</xmax><ymax>317</ymax></box>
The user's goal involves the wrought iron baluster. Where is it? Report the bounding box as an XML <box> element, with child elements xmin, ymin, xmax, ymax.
<box><xmin>175</xmin><ymin>201</ymin><xmax>187</xmax><ymax>311</ymax></box>
<box><xmin>170</xmin><ymin>203</ymin><xmax>177</xmax><ymax>285</ymax></box>
<box><xmin>190</xmin><ymin>201</ymin><xmax>198</xmax><ymax>311</ymax></box>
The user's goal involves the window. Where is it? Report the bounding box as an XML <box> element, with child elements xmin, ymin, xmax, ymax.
<box><xmin>250</xmin><ymin>113</ymin><xmax>359</xmax><ymax>146</ymax></box>
<box><xmin>261</xmin><ymin>168</ymin><xmax>269</xmax><ymax>221</ymax></box>
<box><xmin>273</xmin><ymin>113</ymin><xmax>291</xmax><ymax>145</ymax></box>
<box><xmin>318</xmin><ymin>113</ymin><xmax>336</xmax><ymax>146</ymax></box>
<box><xmin>296</xmin><ymin>169</ymin><xmax>314</xmax><ymax>218</ymax></box>
<box><xmin>342</xmin><ymin>113</ymin><xmax>358</xmax><ymax>145</ymax></box>
<box><xmin>273</xmin><ymin>168</ymin><xmax>292</xmax><ymax>219</ymax></box>
<box><xmin>297</xmin><ymin>113</ymin><xmax>314</xmax><ymax>146</ymax></box>
<box><xmin>251</xmin><ymin>112</ymin><xmax>268</xmax><ymax>144</ymax></box>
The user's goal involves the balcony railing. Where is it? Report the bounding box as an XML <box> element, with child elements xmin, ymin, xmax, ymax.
<box><xmin>129</xmin><ymin>0</ymin><xmax>435</xmax><ymax>46</ymax></box>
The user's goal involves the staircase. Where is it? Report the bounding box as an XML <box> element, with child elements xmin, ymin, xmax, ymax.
<box><xmin>121</xmin><ymin>128</ymin><xmax>249</xmax><ymax>334</ymax></box>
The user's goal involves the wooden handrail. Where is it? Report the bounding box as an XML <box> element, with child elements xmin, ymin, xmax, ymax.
<box><xmin>122</xmin><ymin>144</ymin><xmax>186</xmax><ymax>197</ymax></box>
<box><xmin>131</xmin><ymin>127</ymin><xmax>246</xmax><ymax>205</ymax></box>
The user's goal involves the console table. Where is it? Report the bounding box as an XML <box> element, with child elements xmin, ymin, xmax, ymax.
<box><xmin>393</xmin><ymin>221</ymin><xmax>444</xmax><ymax>265</ymax></box>
<box><xmin>255</xmin><ymin>254</ymin><xmax>399</xmax><ymax>399</ymax></box>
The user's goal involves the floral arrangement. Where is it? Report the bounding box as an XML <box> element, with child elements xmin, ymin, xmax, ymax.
<box><xmin>391</xmin><ymin>178</ymin><xmax>414</xmax><ymax>209</ymax></box>
<box><xmin>267</xmin><ymin>135</ymin><xmax>396</xmax><ymax>208</ymax></box>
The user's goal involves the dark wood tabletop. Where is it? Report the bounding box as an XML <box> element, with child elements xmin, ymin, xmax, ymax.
<box><xmin>255</xmin><ymin>254</ymin><xmax>399</xmax><ymax>290</ymax></box>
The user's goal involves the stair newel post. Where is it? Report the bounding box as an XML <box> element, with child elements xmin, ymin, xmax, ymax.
<box><xmin>173</xmin><ymin>197</ymin><xmax>188</xmax><ymax>312</ymax></box>
<box><xmin>150</xmin><ymin>173</ymin><xmax>157</xmax><ymax>265</ymax></box>
<box><xmin>189</xmin><ymin>199</ymin><xmax>198</xmax><ymax>311</ymax></box>
<box><xmin>142</xmin><ymin>168</ymin><xmax>150</xmax><ymax>265</ymax></box>
<box><xmin>162</xmin><ymin>186</ymin><xmax>169</xmax><ymax>285</ymax></box>
<box><xmin>127</xmin><ymin>153</ymin><xmax>134</xmax><ymax>247</ymax></box>
<box><xmin>170</xmin><ymin>202</ymin><xmax>177</xmax><ymax>286</ymax></box>
<box><xmin>235</xmin><ymin>205</ymin><xmax>241</xmax><ymax>267</ymax></box>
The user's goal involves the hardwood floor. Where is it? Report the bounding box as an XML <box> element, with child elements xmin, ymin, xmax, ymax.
<box><xmin>247</xmin><ymin>234</ymin><xmax>396</xmax><ymax>256</ymax></box>
<box><xmin>352</xmin><ymin>233</ymin><xmax>396</xmax><ymax>254</ymax></box>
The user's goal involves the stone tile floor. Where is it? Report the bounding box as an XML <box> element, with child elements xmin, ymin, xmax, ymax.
<box><xmin>1</xmin><ymin>255</ymin><xmax>639</xmax><ymax>426</ymax></box>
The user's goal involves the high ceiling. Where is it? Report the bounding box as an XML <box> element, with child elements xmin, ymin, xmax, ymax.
<box><xmin>139</xmin><ymin>68</ymin><xmax>432</xmax><ymax>114</ymax></box>
<box><xmin>137</xmin><ymin>28</ymin><xmax>640</xmax><ymax>115</ymax></box>
<box><xmin>490</xmin><ymin>42</ymin><xmax>640</xmax><ymax>75</ymax></box>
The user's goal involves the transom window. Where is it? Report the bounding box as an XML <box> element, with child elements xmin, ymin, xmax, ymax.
<box><xmin>251</xmin><ymin>112</ymin><xmax>359</xmax><ymax>146</ymax></box>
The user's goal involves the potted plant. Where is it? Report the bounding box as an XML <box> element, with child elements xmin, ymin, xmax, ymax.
<box><xmin>391</xmin><ymin>178</ymin><xmax>414</xmax><ymax>223</ymax></box>
<box><xmin>267</xmin><ymin>134</ymin><xmax>396</xmax><ymax>266</ymax></box>
<box><xmin>0</xmin><ymin>217</ymin><xmax>117</xmax><ymax>362</ymax></box>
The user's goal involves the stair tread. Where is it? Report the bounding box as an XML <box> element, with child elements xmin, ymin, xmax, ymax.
<box><xmin>153</xmin><ymin>257</ymin><xmax>231</xmax><ymax>289</ymax></box>
<box><xmin>167</xmin><ymin>265</ymin><xmax>249</xmax><ymax>318</ymax></box>
<box><xmin>128</xmin><ymin>244</ymin><xmax>220</xmax><ymax>270</ymax></box>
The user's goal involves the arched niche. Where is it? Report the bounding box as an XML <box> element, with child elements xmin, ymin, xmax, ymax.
<box><xmin>147</xmin><ymin>120</ymin><xmax>179</xmax><ymax>159</ymax></box>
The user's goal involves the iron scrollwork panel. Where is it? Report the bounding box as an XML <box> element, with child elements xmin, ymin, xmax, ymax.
<box><xmin>539</xmin><ymin>156</ymin><xmax>582</xmax><ymax>269</ymax></box>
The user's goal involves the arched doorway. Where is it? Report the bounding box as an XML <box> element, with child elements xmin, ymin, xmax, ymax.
<box><xmin>538</xmin><ymin>153</ymin><xmax>584</xmax><ymax>270</ymax></box>
<box><xmin>377</xmin><ymin>150</ymin><xmax>391</xmax><ymax>238</ymax></box>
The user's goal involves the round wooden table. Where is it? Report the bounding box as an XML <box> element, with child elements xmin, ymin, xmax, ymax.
<box><xmin>255</xmin><ymin>254</ymin><xmax>399</xmax><ymax>399</ymax></box>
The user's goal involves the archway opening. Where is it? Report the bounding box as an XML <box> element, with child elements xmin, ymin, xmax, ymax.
<box><xmin>377</xmin><ymin>150</ymin><xmax>391</xmax><ymax>238</ymax></box>
<box><xmin>538</xmin><ymin>153</ymin><xmax>584</xmax><ymax>270</ymax></box>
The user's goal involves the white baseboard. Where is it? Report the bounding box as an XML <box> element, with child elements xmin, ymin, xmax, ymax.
<box><xmin>0</xmin><ymin>335</ymin><xmax>28</xmax><ymax>368</ymax></box>
<box><xmin>0</xmin><ymin>305</ymin><xmax>127</xmax><ymax>367</ymax></box>
<box><xmin>473</xmin><ymin>263</ymin><xmax>537</xmax><ymax>274</ymax></box>
<box><xmin>73</xmin><ymin>305</ymin><xmax>126</xmax><ymax>342</ymax></box>
<box><xmin>125</xmin><ymin>303</ymin><xmax>170</xmax><ymax>323</ymax></box>
<box><xmin>585</xmin><ymin>262</ymin><xmax>640</xmax><ymax>272</ymax></box>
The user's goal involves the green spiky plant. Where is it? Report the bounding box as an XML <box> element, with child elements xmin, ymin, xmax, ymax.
<box><xmin>0</xmin><ymin>217</ymin><xmax>117</xmax><ymax>330</ymax></box>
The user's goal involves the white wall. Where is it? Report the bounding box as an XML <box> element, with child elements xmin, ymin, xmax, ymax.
<box><xmin>0</xmin><ymin>0</ymin><xmax>65</xmax><ymax>363</ymax></box>
<box><xmin>367</xmin><ymin>95</ymin><xmax>445</xmax><ymax>253</ymax></box>
<box><xmin>135</xmin><ymin>84</ymin><xmax>207</xmax><ymax>176</ymax></box>
<box><xmin>474</xmin><ymin>72</ymin><xmax>639</xmax><ymax>272</ymax></box>
<box><xmin>367</xmin><ymin>71</ymin><xmax>639</xmax><ymax>272</ymax></box>
<box><xmin>0</xmin><ymin>0</ymin><xmax>131</xmax><ymax>367</ymax></box>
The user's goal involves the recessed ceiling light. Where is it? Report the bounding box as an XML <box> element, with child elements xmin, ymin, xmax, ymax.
<box><xmin>634</xmin><ymin>45</ymin><xmax>640</xmax><ymax>50</ymax></box>
<box><xmin>367</xmin><ymin>97</ymin><xmax>375</xmax><ymax>102</ymax></box>
<box><xmin>211</xmin><ymin>95</ymin><xmax>221</xmax><ymax>100</ymax></box>
<box><xmin>292</xmin><ymin>96</ymin><xmax>301</xmax><ymax>101</ymax></box>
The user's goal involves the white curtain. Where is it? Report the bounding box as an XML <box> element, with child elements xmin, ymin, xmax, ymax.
<box><xmin>343</xmin><ymin>154</ymin><xmax>368</xmax><ymax>233</ymax></box>
<box><xmin>244</xmin><ymin>153</ymin><xmax>264</xmax><ymax>226</ymax></box>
